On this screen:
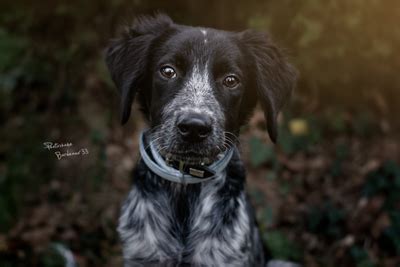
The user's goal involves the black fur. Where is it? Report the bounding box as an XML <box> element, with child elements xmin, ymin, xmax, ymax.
<box><xmin>239</xmin><ymin>30</ymin><xmax>297</xmax><ymax>142</ymax></box>
<box><xmin>105</xmin><ymin>14</ymin><xmax>297</xmax><ymax>267</ymax></box>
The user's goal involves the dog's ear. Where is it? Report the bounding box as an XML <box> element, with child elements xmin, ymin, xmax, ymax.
<box><xmin>105</xmin><ymin>14</ymin><xmax>173</xmax><ymax>124</ymax></box>
<box><xmin>240</xmin><ymin>30</ymin><xmax>297</xmax><ymax>143</ymax></box>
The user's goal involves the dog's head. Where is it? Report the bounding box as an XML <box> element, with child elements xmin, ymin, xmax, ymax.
<box><xmin>106</xmin><ymin>14</ymin><xmax>297</xmax><ymax>163</ymax></box>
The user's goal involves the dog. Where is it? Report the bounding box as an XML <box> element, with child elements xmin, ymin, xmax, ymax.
<box><xmin>105</xmin><ymin>14</ymin><xmax>297</xmax><ymax>267</ymax></box>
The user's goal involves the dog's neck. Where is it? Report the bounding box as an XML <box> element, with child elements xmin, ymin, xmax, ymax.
<box><xmin>136</xmin><ymin>150</ymin><xmax>245</xmax><ymax>234</ymax></box>
<box><xmin>131</xmin><ymin>131</ymin><xmax>246</xmax><ymax>243</ymax></box>
<box><xmin>135</xmin><ymin>145</ymin><xmax>246</xmax><ymax>200</ymax></box>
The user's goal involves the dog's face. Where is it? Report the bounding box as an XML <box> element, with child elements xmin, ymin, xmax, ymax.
<box><xmin>106</xmin><ymin>15</ymin><xmax>297</xmax><ymax>163</ymax></box>
<box><xmin>148</xmin><ymin>28</ymin><xmax>249</xmax><ymax>163</ymax></box>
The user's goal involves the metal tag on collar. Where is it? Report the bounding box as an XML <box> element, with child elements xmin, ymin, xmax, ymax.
<box><xmin>169</xmin><ymin>160</ymin><xmax>216</xmax><ymax>179</ymax></box>
<box><xmin>189</xmin><ymin>165</ymin><xmax>215</xmax><ymax>178</ymax></box>
<box><xmin>189</xmin><ymin>168</ymin><xmax>205</xmax><ymax>177</ymax></box>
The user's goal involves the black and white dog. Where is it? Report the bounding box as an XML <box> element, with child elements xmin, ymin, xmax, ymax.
<box><xmin>105</xmin><ymin>14</ymin><xmax>297</xmax><ymax>267</ymax></box>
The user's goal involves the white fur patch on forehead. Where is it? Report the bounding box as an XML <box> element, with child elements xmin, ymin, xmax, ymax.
<box><xmin>184</xmin><ymin>63</ymin><xmax>212</xmax><ymax>107</ymax></box>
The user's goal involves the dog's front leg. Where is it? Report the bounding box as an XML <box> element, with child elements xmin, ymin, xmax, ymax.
<box><xmin>185</xmin><ymin>177</ymin><xmax>263</xmax><ymax>267</ymax></box>
<box><xmin>118</xmin><ymin>185</ymin><xmax>182</xmax><ymax>266</ymax></box>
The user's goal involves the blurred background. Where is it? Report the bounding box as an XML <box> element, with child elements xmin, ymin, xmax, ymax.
<box><xmin>1</xmin><ymin>0</ymin><xmax>399</xmax><ymax>266</ymax></box>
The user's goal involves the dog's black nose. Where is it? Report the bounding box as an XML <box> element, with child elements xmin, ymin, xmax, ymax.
<box><xmin>177</xmin><ymin>113</ymin><xmax>212</xmax><ymax>142</ymax></box>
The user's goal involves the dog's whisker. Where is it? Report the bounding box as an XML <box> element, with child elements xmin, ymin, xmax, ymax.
<box><xmin>216</xmin><ymin>144</ymin><xmax>224</xmax><ymax>154</ymax></box>
<box><xmin>222</xmin><ymin>143</ymin><xmax>230</xmax><ymax>150</ymax></box>
<box><xmin>224</xmin><ymin>138</ymin><xmax>236</xmax><ymax>147</ymax></box>
<box><xmin>144</xmin><ymin>136</ymin><xmax>163</xmax><ymax>152</ymax></box>
<box><xmin>224</xmin><ymin>131</ymin><xmax>240</xmax><ymax>145</ymax></box>
<box><xmin>223</xmin><ymin>138</ymin><xmax>235</xmax><ymax>148</ymax></box>
<box><xmin>225</xmin><ymin>136</ymin><xmax>238</xmax><ymax>146</ymax></box>
<box><xmin>149</xmin><ymin>124</ymin><xmax>163</xmax><ymax>133</ymax></box>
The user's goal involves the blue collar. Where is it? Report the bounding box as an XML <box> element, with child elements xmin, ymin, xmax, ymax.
<box><xmin>139</xmin><ymin>131</ymin><xmax>234</xmax><ymax>184</ymax></box>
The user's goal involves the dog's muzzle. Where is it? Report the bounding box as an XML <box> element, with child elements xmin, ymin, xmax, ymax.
<box><xmin>139</xmin><ymin>131</ymin><xmax>233</xmax><ymax>184</ymax></box>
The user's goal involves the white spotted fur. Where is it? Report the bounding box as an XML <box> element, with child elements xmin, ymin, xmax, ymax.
<box><xmin>188</xmin><ymin>181</ymin><xmax>252</xmax><ymax>266</ymax></box>
<box><xmin>118</xmin><ymin>188</ymin><xmax>182</xmax><ymax>263</ymax></box>
<box><xmin>119</xmin><ymin>173</ymin><xmax>253</xmax><ymax>266</ymax></box>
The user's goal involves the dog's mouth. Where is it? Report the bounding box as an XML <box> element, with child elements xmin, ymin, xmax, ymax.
<box><xmin>150</xmin><ymin>128</ymin><xmax>238</xmax><ymax>165</ymax></box>
<box><xmin>150</xmin><ymin>137</ymin><xmax>225</xmax><ymax>165</ymax></box>
<box><xmin>158</xmin><ymin>148</ymin><xmax>221</xmax><ymax>165</ymax></box>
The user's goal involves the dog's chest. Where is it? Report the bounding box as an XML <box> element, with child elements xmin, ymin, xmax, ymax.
<box><xmin>118</xmin><ymin>175</ymin><xmax>254</xmax><ymax>266</ymax></box>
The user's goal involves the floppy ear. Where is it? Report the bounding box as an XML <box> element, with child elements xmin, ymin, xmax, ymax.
<box><xmin>240</xmin><ymin>30</ymin><xmax>297</xmax><ymax>143</ymax></box>
<box><xmin>105</xmin><ymin>14</ymin><xmax>173</xmax><ymax>124</ymax></box>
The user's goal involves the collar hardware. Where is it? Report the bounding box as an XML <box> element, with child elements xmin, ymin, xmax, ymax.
<box><xmin>189</xmin><ymin>168</ymin><xmax>204</xmax><ymax>178</ymax></box>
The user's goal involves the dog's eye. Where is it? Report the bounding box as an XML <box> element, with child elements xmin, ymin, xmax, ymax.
<box><xmin>160</xmin><ymin>66</ymin><xmax>177</xmax><ymax>79</ymax></box>
<box><xmin>223</xmin><ymin>75</ymin><xmax>240</xmax><ymax>88</ymax></box>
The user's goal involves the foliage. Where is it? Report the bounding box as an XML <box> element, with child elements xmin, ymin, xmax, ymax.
<box><xmin>255</xmin><ymin>1</ymin><xmax>400</xmax><ymax>116</ymax></box>
<box><xmin>249</xmin><ymin>136</ymin><xmax>276</xmax><ymax>167</ymax></box>
<box><xmin>0</xmin><ymin>0</ymin><xmax>399</xmax><ymax>266</ymax></box>
<box><xmin>38</xmin><ymin>244</ymin><xmax>67</xmax><ymax>267</ymax></box>
<box><xmin>307</xmin><ymin>201</ymin><xmax>346</xmax><ymax>240</ymax></box>
<box><xmin>0</xmin><ymin>116</ymin><xmax>55</xmax><ymax>231</ymax></box>
<box><xmin>363</xmin><ymin>161</ymin><xmax>400</xmax><ymax>208</ymax></box>
<box><xmin>264</xmin><ymin>230</ymin><xmax>302</xmax><ymax>261</ymax></box>
<box><xmin>278</xmin><ymin>116</ymin><xmax>322</xmax><ymax>154</ymax></box>
<box><xmin>350</xmin><ymin>246</ymin><xmax>376</xmax><ymax>267</ymax></box>
<box><xmin>363</xmin><ymin>161</ymin><xmax>400</xmax><ymax>255</ymax></box>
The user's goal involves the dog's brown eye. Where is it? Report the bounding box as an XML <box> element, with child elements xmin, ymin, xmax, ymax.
<box><xmin>160</xmin><ymin>66</ymin><xmax>177</xmax><ymax>79</ymax></box>
<box><xmin>223</xmin><ymin>75</ymin><xmax>239</xmax><ymax>88</ymax></box>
